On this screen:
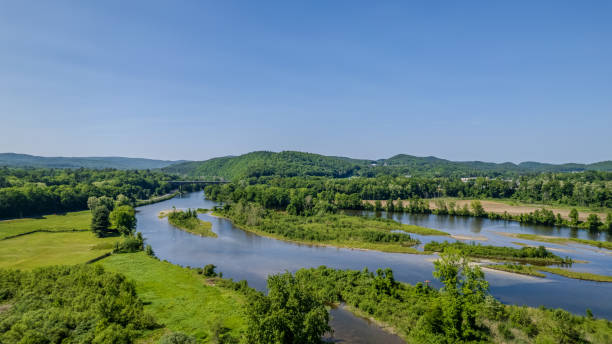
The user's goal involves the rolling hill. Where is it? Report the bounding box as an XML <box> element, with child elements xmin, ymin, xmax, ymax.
<box><xmin>163</xmin><ymin>151</ymin><xmax>612</xmax><ymax>180</ymax></box>
<box><xmin>0</xmin><ymin>153</ymin><xmax>187</xmax><ymax>170</ymax></box>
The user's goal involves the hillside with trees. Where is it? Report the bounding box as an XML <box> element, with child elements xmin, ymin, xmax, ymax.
<box><xmin>163</xmin><ymin>151</ymin><xmax>612</xmax><ymax>180</ymax></box>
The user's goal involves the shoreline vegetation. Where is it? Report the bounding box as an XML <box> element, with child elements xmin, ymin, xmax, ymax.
<box><xmin>424</xmin><ymin>241</ymin><xmax>573</xmax><ymax>265</ymax></box>
<box><xmin>497</xmin><ymin>232</ymin><xmax>612</xmax><ymax>251</ymax></box>
<box><xmin>135</xmin><ymin>191</ymin><xmax>180</xmax><ymax>206</ymax></box>
<box><xmin>364</xmin><ymin>198</ymin><xmax>612</xmax><ymax>232</ymax></box>
<box><xmin>211</xmin><ymin>202</ymin><xmax>447</xmax><ymax>254</ymax></box>
<box><xmin>159</xmin><ymin>208</ymin><xmax>217</xmax><ymax>237</ymax></box>
<box><xmin>484</xmin><ymin>264</ymin><xmax>612</xmax><ymax>282</ymax></box>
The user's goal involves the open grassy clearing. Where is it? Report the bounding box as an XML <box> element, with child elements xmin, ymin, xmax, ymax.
<box><xmin>0</xmin><ymin>210</ymin><xmax>91</xmax><ymax>240</ymax></box>
<box><xmin>98</xmin><ymin>252</ymin><xmax>247</xmax><ymax>342</ymax></box>
<box><xmin>499</xmin><ymin>232</ymin><xmax>612</xmax><ymax>251</ymax></box>
<box><xmin>0</xmin><ymin>231</ymin><xmax>120</xmax><ymax>269</ymax></box>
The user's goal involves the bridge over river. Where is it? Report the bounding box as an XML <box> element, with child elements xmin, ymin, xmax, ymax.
<box><xmin>164</xmin><ymin>180</ymin><xmax>229</xmax><ymax>185</ymax></box>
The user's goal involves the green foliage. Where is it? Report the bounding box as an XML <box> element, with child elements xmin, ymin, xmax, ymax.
<box><xmin>244</xmin><ymin>272</ymin><xmax>330</xmax><ymax>344</ymax></box>
<box><xmin>110</xmin><ymin>205</ymin><xmax>137</xmax><ymax>236</ymax></box>
<box><xmin>217</xmin><ymin>202</ymin><xmax>425</xmax><ymax>252</ymax></box>
<box><xmin>158</xmin><ymin>332</ymin><xmax>197</xmax><ymax>344</ymax></box>
<box><xmin>113</xmin><ymin>233</ymin><xmax>145</xmax><ymax>253</ymax></box>
<box><xmin>0</xmin><ymin>168</ymin><xmax>176</xmax><ymax>219</ymax></box>
<box><xmin>166</xmin><ymin>209</ymin><xmax>216</xmax><ymax>237</ymax></box>
<box><xmin>162</xmin><ymin>150</ymin><xmax>612</xmax><ymax>180</ymax></box>
<box><xmin>99</xmin><ymin>253</ymin><xmax>247</xmax><ymax>342</ymax></box>
<box><xmin>470</xmin><ymin>200</ymin><xmax>485</xmax><ymax>217</ymax></box>
<box><xmin>0</xmin><ymin>265</ymin><xmax>155</xmax><ymax>343</ymax></box>
<box><xmin>91</xmin><ymin>205</ymin><xmax>111</xmax><ymax>237</ymax></box>
<box><xmin>425</xmin><ymin>241</ymin><xmax>572</xmax><ymax>265</ymax></box>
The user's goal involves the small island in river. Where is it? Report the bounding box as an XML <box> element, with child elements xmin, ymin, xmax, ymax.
<box><xmin>159</xmin><ymin>208</ymin><xmax>217</xmax><ymax>237</ymax></box>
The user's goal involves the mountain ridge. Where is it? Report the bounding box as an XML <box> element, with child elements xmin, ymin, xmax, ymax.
<box><xmin>162</xmin><ymin>151</ymin><xmax>612</xmax><ymax>179</ymax></box>
<box><xmin>0</xmin><ymin>153</ymin><xmax>187</xmax><ymax>170</ymax></box>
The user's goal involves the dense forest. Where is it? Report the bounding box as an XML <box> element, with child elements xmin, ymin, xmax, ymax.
<box><xmin>204</xmin><ymin>171</ymin><xmax>612</xmax><ymax>213</ymax></box>
<box><xmin>164</xmin><ymin>151</ymin><xmax>612</xmax><ymax>179</ymax></box>
<box><xmin>0</xmin><ymin>168</ymin><xmax>178</xmax><ymax>219</ymax></box>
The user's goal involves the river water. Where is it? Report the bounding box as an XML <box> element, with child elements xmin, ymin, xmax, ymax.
<box><xmin>135</xmin><ymin>191</ymin><xmax>612</xmax><ymax>342</ymax></box>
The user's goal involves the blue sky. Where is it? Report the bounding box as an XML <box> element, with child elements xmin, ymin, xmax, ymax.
<box><xmin>1</xmin><ymin>1</ymin><xmax>610</xmax><ymax>163</ymax></box>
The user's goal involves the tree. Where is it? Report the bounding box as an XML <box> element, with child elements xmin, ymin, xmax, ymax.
<box><xmin>245</xmin><ymin>273</ymin><xmax>330</xmax><ymax>344</ymax></box>
<box><xmin>91</xmin><ymin>205</ymin><xmax>111</xmax><ymax>237</ymax></box>
<box><xmin>115</xmin><ymin>194</ymin><xmax>131</xmax><ymax>207</ymax></box>
<box><xmin>585</xmin><ymin>214</ymin><xmax>602</xmax><ymax>231</ymax></box>
<box><xmin>569</xmin><ymin>208</ymin><xmax>579</xmax><ymax>225</ymax></box>
<box><xmin>432</xmin><ymin>248</ymin><xmax>489</xmax><ymax>342</ymax></box>
<box><xmin>109</xmin><ymin>205</ymin><xmax>137</xmax><ymax>236</ymax></box>
<box><xmin>470</xmin><ymin>200</ymin><xmax>486</xmax><ymax>217</ymax></box>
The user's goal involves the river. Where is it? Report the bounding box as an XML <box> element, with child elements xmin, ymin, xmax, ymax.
<box><xmin>135</xmin><ymin>191</ymin><xmax>612</xmax><ymax>342</ymax></box>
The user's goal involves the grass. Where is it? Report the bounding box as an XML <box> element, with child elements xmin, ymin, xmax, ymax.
<box><xmin>0</xmin><ymin>231</ymin><xmax>120</xmax><ymax>269</ymax></box>
<box><xmin>98</xmin><ymin>252</ymin><xmax>247</xmax><ymax>342</ymax></box>
<box><xmin>535</xmin><ymin>267</ymin><xmax>612</xmax><ymax>283</ymax></box>
<box><xmin>159</xmin><ymin>210</ymin><xmax>217</xmax><ymax>237</ymax></box>
<box><xmin>502</xmin><ymin>233</ymin><xmax>612</xmax><ymax>251</ymax></box>
<box><xmin>0</xmin><ymin>211</ymin><xmax>91</xmax><ymax>240</ymax></box>
<box><xmin>484</xmin><ymin>264</ymin><xmax>546</xmax><ymax>278</ymax></box>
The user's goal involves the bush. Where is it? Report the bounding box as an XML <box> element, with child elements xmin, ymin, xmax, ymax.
<box><xmin>158</xmin><ymin>332</ymin><xmax>197</xmax><ymax>344</ymax></box>
<box><xmin>0</xmin><ymin>265</ymin><xmax>155</xmax><ymax>343</ymax></box>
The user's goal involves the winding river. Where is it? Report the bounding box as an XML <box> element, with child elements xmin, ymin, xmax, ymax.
<box><xmin>135</xmin><ymin>191</ymin><xmax>612</xmax><ymax>342</ymax></box>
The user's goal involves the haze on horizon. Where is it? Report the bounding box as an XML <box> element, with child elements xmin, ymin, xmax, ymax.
<box><xmin>1</xmin><ymin>1</ymin><xmax>610</xmax><ymax>164</ymax></box>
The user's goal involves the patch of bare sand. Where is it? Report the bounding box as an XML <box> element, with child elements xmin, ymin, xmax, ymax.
<box><xmin>451</xmin><ymin>234</ymin><xmax>488</xmax><ymax>241</ymax></box>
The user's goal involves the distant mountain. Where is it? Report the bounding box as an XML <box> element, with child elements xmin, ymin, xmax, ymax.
<box><xmin>0</xmin><ymin>153</ymin><xmax>187</xmax><ymax>170</ymax></box>
<box><xmin>163</xmin><ymin>151</ymin><xmax>612</xmax><ymax>180</ymax></box>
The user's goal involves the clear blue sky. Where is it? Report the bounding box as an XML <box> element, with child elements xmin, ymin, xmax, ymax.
<box><xmin>1</xmin><ymin>1</ymin><xmax>610</xmax><ymax>163</ymax></box>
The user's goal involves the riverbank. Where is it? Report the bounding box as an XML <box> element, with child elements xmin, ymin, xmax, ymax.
<box><xmin>135</xmin><ymin>191</ymin><xmax>180</xmax><ymax>207</ymax></box>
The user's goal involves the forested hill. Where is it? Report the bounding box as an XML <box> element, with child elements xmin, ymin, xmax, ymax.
<box><xmin>162</xmin><ymin>151</ymin><xmax>612</xmax><ymax>180</ymax></box>
<box><xmin>0</xmin><ymin>153</ymin><xmax>187</xmax><ymax>170</ymax></box>
<box><xmin>163</xmin><ymin>151</ymin><xmax>368</xmax><ymax>180</ymax></box>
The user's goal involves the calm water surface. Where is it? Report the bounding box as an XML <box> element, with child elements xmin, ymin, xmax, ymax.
<box><xmin>135</xmin><ymin>191</ymin><xmax>612</xmax><ymax>342</ymax></box>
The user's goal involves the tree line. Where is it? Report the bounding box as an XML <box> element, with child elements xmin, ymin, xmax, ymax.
<box><xmin>204</xmin><ymin>175</ymin><xmax>612</xmax><ymax>231</ymax></box>
<box><xmin>0</xmin><ymin>168</ymin><xmax>178</xmax><ymax>219</ymax></box>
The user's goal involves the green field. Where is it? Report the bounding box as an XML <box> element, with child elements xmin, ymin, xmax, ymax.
<box><xmin>98</xmin><ymin>252</ymin><xmax>247</xmax><ymax>342</ymax></box>
<box><xmin>0</xmin><ymin>231</ymin><xmax>119</xmax><ymax>269</ymax></box>
<box><xmin>0</xmin><ymin>210</ymin><xmax>91</xmax><ymax>240</ymax></box>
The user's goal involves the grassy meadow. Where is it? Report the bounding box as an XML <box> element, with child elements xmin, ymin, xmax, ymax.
<box><xmin>0</xmin><ymin>231</ymin><xmax>120</xmax><ymax>269</ymax></box>
<box><xmin>0</xmin><ymin>210</ymin><xmax>91</xmax><ymax>239</ymax></box>
<box><xmin>98</xmin><ymin>252</ymin><xmax>247</xmax><ymax>342</ymax></box>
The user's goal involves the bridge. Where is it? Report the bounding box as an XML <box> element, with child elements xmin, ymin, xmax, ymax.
<box><xmin>164</xmin><ymin>180</ymin><xmax>230</xmax><ymax>185</ymax></box>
